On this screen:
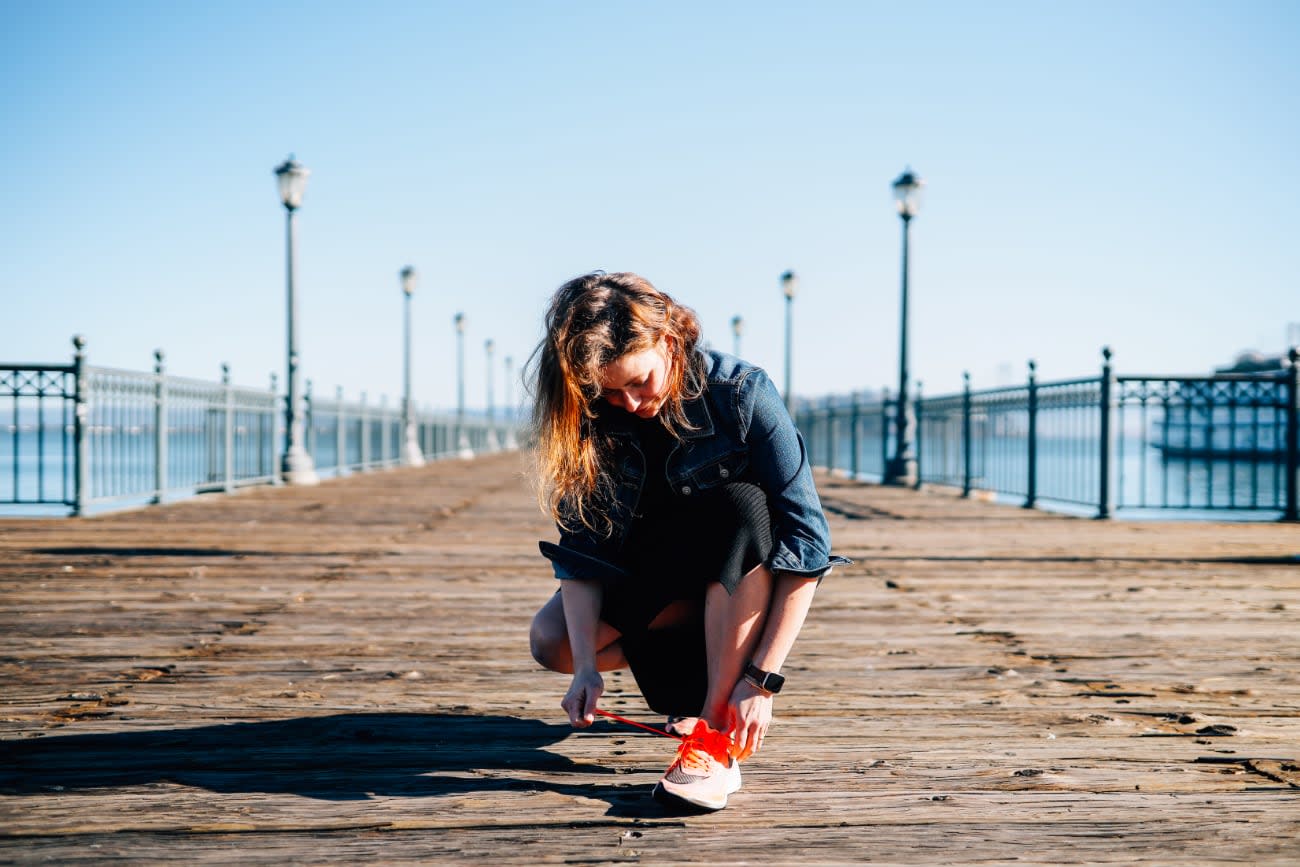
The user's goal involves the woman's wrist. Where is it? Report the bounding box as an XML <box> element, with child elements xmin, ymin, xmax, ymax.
<box><xmin>736</xmin><ymin>674</ymin><xmax>775</xmax><ymax>698</ymax></box>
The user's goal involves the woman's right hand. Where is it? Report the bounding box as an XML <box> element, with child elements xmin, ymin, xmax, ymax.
<box><xmin>561</xmin><ymin>669</ymin><xmax>604</xmax><ymax>727</ymax></box>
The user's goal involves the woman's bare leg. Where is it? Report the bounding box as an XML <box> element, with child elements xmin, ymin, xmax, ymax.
<box><xmin>700</xmin><ymin>563</ymin><xmax>774</xmax><ymax>731</ymax></box>
<box><xmin>530</xmin><ymin>592</ymin><xmax>698</xmax><ymax>674</ymax></box>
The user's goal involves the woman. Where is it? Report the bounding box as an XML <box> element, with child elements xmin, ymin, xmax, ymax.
<box><xmin>528</xmin><ymin>271</ymin><xmax>845</xmax><ymax>811</ymax></box>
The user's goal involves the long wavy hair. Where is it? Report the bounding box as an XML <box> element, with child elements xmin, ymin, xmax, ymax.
<box><xmin>528</xmin><ymin>272</ymin><xmax>706</xmax><ymax>534</ymax></box>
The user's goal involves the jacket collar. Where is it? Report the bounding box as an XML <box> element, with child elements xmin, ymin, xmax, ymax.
<box><xmin>679</xmin><ymin>390</ymin><xmax>715</xmax><ymax>439</ymax></box>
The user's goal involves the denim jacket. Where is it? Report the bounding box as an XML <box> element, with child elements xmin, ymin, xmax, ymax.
<box><xmin>540</xmin><ymin>349</ymin><xmax>848</xmax><ymax>583</ymax></box>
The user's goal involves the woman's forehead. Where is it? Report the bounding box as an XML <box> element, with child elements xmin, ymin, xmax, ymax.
<box><xmin>598</xmin><ymin>346</ymin><xmax>661</xmax><ymax>387</ymax></box>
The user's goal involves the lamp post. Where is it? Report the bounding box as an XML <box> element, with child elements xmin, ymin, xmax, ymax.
<box><xmin>399</xmin><ymin>266</ymin><xmax>425</xmax><ymax>467</ymax></box>
<box><xmin>781</xmin><ymin>270</ymin><xmax>797</xmax><ymax>412</ymax></box>
<box><xmin>484</xmin><ymin>338</ymin><xmax>499</xmax><ymax>451</ymax></box>
<box><xmin>454</xmin><ymin>312</ymin><xmax>473</xmax><ymax>459</ymax></box>
<box><xmin>883</xmin><ymin>167</ymin><xmax>925</xmax><ymax>486</ymax></box>
<box><xmin>731</xmin><ymin>315</ymin><xmax>744</xmax><ymax>358</ymax></box>
<box><xmin>273</xmin><ymin>155</ymin><xmax>319</xmax><ymax>485</ymax></box>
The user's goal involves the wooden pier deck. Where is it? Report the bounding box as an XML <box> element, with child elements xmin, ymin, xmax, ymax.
<box><xmin>1</xmin><ymin>453</ymin><xmax>1298</xmax><ymax>864</ymax></box>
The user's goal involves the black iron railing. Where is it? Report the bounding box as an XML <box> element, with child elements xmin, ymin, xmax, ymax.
<box><xmin>2</xmin><ymin>337</ymin><xmax>520</xmax><ymax>516</ymax></box>
<box><xmin>797</xmin><ymin>348</ymin><xmax>1299</xmax><ymax>520</ymax></box>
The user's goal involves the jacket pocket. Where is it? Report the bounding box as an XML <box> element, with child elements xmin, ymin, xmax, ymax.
<box><xmin>684</xmin><ymin>451</ymin><xmax>750</xmax><ymax>492</ymax></box>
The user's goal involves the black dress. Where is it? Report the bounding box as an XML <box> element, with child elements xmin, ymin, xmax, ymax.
<box><xmin>601</xmin><ymin>415</ymin><xmax>775</xmax><ymax>716</ymax></box>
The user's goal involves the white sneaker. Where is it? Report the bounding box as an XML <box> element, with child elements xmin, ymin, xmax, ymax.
<box><xmin>652</xmin><ymin>721</ymin><xmax>742</xmax><ymax>811</ymax></box>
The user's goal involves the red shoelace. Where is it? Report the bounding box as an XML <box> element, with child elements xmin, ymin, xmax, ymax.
<box><xmin>594</xmin><ymin>709</ymin><xmax>734</xmax><ymax>766</ymax></box>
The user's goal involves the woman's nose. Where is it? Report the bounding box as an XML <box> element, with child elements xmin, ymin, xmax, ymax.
<box><xmin>622</xmin><ymin>392</ymin><xmax>641</xmax><ymax>412</ymax></box>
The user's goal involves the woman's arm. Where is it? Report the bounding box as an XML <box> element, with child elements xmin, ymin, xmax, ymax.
<box><xmin>559</xmin><ymin>578</ymin><xmax>605</xmax><ymax>727</ymax></box>
<box><xmin>739</xmin><ymin>369</ymin><xmax>836</xmax><ymax>578</ymax></box>
<box><xmin>727</xmin><ymin>572</ymin><xmax>818</xmax><ymax>760</ymax></box>
<box><xmin>750</xmin><ymin>572</ymin><xmax>819</xmax><ymax>675</ymax></box>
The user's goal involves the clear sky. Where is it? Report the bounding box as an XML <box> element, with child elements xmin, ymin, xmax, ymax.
<box><xmin>2</xmin><ymin>1</ymin><xmax>1297</xmax><ymax>412</ymax></box>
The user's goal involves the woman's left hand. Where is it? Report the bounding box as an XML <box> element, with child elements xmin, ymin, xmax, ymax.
<box><xmin>727</xmin><ymin>678</ymin><xmax>774</xmax><ymax>761</ymax></box>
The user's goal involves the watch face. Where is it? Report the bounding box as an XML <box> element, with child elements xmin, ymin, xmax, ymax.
<box><xmin>747</xmin><ymin>663</ymin><xmax>784</xmax><ymax>693</ymax></box>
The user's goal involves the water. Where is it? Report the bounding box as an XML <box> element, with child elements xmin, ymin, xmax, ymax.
<box><xmin>6</xmin><ymin>422</ymin><xmax>1287</xmax><ymax>520</ymax></box>
<box><xmin>813</xmin><ymin>429</ymin><xmax>1287</xmax><ymax>519</ymax></box>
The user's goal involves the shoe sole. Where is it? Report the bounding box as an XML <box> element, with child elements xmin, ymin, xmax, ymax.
<box><xmin>651</xmin><ymin>765</ymin><xmax>742</xmax><ymax>813</ymax></box>
<box><xmin>651</xmin><ymin>781</ymin><xmax>728</xmax><ymax>813</ymax></box>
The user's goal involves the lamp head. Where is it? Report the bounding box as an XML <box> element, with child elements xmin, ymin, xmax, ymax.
<box><xmin>892</xmin><ymin>167</ymin><xmax>924</xmax><ymax>219</ymax></box>
<box><xmin>274</xmin><ymin>155</ymin><xmax>310</xmax><ymax>211</ymax></box>
<box><xmin>400</xmin><ymin>266</ymin><xmax>417</xmax><ymax>296</ymax></box>
<box><xmin>780</xmin><ymin>270</ymin><xmax>798</xmax><ymax>300</ymax></box>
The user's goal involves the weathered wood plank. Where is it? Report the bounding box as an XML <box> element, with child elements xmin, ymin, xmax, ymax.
<box><xmin>1</xmin><ymin>457</ymin><xmax>1298</xmax><ymax>864</ymax></box>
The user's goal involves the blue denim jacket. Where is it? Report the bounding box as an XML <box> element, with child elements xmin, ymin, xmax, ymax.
<box><xmin>540</xmin><ymin>349</ymin><xmax>848</xmax><ymax>583</ymax></box>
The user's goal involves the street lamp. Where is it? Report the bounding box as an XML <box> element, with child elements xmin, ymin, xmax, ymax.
<box><xmin>454</xmin><ymin>312</ymin><xmax>473</xmax><ymax>459</ymax></box>
<box><xmin>484</xmin><ymin>338</ymin><xmax>500</xmax><ymax>452</ymax></box>
<box><xmin>781</xmin><ymin>270</ymin><xmax>797</xmax><ymax>412</ymax></box>
<box><xmin>273</xmin><ymin>155</ymin><xmax>319</xmax><ymax>485</ymax></box>
<box><xmin>731</xmin><ymin>315</ymin><xmax>744</xmax><ymax>358</ymax></box>
<box><xmin>883</xmin><ymin>166</ymin><xmax>925</xmax><ymax>486</ymax></box>
<box><xmin>399</xmin><ymin>265</ymin><xmax>425</xmax><ymax>467</ymax></box>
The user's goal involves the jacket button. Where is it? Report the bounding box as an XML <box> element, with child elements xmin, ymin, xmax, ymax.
<box><xmin>719</xmin><ymin>468</ymin><xmax>730</xmax><ymax>479</ymax></box>
<box><xmin>681</xmin><ymin>485</ymin><xmax>692</xmax><ymax>495</ymax></box>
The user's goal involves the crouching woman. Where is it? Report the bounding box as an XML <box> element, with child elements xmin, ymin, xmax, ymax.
<box><xmin>527</xmin><ymin>271</ymin><xmax>846</xmax><ymax>811</ymax></box>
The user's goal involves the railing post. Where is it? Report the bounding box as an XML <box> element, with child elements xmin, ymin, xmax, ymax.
<box><xmin>222</xmin><ymin>363</ymin><xmax>234</xmax><ymax>492</ymax></box>
<box><xmin>267</xmin><ymin>373</ymin><xmax>279</xmax><ymax>483</ymax></box>
<box><xmin>153</xmin><ymin>350</ymin><xmax>167</xmax><ymax>505</ymax></box>
<box><xmin>913</xmin><ymin>381</ymin><xmax>923</xmax><ymax>490</ymax></box>
<box><xmin>1284</xmin><ymin>347</ymin><xmax>1299</xmax><ymax>522</ymax></box>
<box><xmin>880</xmin><ymin>388</ymin><xmax>891</xmax><ymax>477</ymax></box>
<box><xmin>1025</xmin><ymin>360</ymin><xmax>1038</xmax><ymax>509</ymax></box>
<box><xmin>380</xmin><ymin>395</ymin><xmax>390</xmax><ymax>466</ymax></box>
<box><xmin>825</xmin><ymin>396</ymin><xmax>835</xmax><ymax>474</ymax></box>
<box><xmin>336</xmin><ymin>386</ymin><xmax>347</xmax><ymax>476</ymax></box>
<box><xmin>850</xmin><ymin>392</ymin><xmax>861</xmax><ymax>479</ymax></box>
<box><xmin>360</xmin><ymin>391</ymin><xmax>370</xmax><ymax>471</ymax></box>
<box><xmin>962</xmin><ymin>372</ymin><xmax>972</xmax><ymax>497</ymax></box>
<box><xmin>72</xmin><ymin>335</ymin><xmax>89</xmax><ymax>516</ymax></box>
<box><xmin>1097</xmin><ymin>346</ymin><xmax>1115</xmax><ymax>519</ymax></box>
<box><xmin>304</xmin><ymin>379</ymin><xmax>315</xmax><ymax>465</ymax></box>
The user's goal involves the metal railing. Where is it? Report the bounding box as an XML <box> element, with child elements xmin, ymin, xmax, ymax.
<box><xmin>2</xmin><ymin>337</ymin><xmax>519</xmax><ymax>516</ymax></box>
<box><xmin>797</xmin><ymin>347</ymin><xmax>1299</xmax><ymax>520</ymax></box>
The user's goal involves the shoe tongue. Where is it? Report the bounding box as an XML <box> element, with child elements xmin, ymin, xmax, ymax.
<box><xmin>684</xmin><ymin>719</ymin><xmax>734</xmax><ymax>764</ymax></box>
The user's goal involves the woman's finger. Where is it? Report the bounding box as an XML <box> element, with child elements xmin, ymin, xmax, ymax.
<box><xmin>582</xmin><ymin>686</ymin><xmax>601</xmax><ymax>724</ymax></box>
<box><xmin>736</xmin><ymin>720</ymin><xmax>758</xmax><ymax>761</ymax></box>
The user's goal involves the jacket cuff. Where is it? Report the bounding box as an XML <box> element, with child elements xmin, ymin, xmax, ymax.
<box><xmin>767</xmin><ymin>548</ymin><xmax>853</xmax><ymax>579</ymax></box>
<box><xmin>538</xmin><ymin>541</ymin><xmax>631</xmax><ymax>583</ymax></box>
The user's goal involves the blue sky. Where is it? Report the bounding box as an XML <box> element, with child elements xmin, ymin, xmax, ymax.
<box><xmin>2</xmin><ymin>1</ymin><xmax>1297</xmax><ymax>411</ymax></box>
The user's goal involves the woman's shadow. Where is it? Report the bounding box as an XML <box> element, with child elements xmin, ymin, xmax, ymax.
<box><xmin>0</xmin><ymin>712</ymin><xmax>681</xmax><ymax>818</ymax></box>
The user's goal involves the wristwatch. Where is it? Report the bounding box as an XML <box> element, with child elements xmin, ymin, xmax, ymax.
<box><xmin>743</xmin><ymin>662</ymin><xmax>785</xmax><ymax>694</ymax></box>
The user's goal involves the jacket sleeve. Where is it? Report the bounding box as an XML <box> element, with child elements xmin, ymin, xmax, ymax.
<box><xmin>737</xmin><ymin>368</ymin><xmax>840</xmax><ymax>577</ymax></box>
<box><xmin>538</xmin><ymin>500</ymin><xmax>631</xmax><ymax>583</ymax></box>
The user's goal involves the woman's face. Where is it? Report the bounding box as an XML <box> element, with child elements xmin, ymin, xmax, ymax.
<box><xmin>597</xmin><ymin>337</ymin><xmax>672</xmax><ymax>418</ymax></box>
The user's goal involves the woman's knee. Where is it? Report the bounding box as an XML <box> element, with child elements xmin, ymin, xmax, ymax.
<box><xmin>529</xmin><ymin>600</ymin><xmax>570</xmax><ymax>671</ymax></box>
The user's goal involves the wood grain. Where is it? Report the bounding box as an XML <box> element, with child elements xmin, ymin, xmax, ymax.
<box><xmin>1</xmin><ymin>455</ymin><xmax>1297</xmax><ymax>864</ymax></box>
